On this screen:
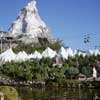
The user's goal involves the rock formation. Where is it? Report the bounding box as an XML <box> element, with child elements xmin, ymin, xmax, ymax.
<box><xmin>9</xmin><ymin>0</ymin><xmax>52</xmax><ymax>44</ymax></box>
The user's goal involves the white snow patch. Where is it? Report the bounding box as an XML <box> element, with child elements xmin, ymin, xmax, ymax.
<box><xmin>66</xmin><ymin>48</ymin><xmax>74</xmax><ymax>57</ymax></box>
<box><xmin>0</xmin><ymin>48</ymin><xmax>16</xmax><ymax>62</ymax></box>
<box><xmin>15</xmin><ymin>51</ymin><xmax>28</xmax><ymax>62</ymax></box>
<box><xmin>42</xmin><ymin>47</ymin><xmax>57</xmax><ymax>58</ymax></box>
<box><xmin>58</xmin><ymin>47</ymin><xmax>68</xmax><ymax>60</ymax></box>
<box><xmin>28</xmin><ymin>51</ymin><xmax>42</xmax><ymax>60</ymax></box>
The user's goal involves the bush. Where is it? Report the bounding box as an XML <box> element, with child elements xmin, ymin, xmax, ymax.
<box><xmin>82</xmin><ymin>66</ymin><xmax>92</xmax><ymax>77</ymax></box>
<box><xmin>0</xmin><ymin>86</ymin><xmax>18</xmax><ymax>100</ymax></box>
<box><xmin>65</xmin><ymin>66</ymin><xmax>79</xmax><ymax>79</ymax></box>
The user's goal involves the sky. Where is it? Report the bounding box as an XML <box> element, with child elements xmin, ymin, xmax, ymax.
<box><xmin>0</xmin><ymin>0</ymin><xmax>100</xmax><ymax>50</ymax></box>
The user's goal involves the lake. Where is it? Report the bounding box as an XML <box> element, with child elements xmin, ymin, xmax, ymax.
<box><xmin>15</xmin><ymin>86</ymin><xmax>100</xmax><ymax>100</ymax></box>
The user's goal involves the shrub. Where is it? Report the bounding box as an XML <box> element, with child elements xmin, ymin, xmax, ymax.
<box><xmin>0</xmin><ymin>86</ymin><xmax>18</xmax><ymax>100</ymax></box>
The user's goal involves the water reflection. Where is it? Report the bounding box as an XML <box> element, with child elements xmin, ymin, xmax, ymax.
<box><xmin>16</xmin><ymin>86</ymin><xmax>100</xmax><ymax>100</ymax></box>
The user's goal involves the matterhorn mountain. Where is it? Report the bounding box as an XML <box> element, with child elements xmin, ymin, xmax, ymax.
<box><xmin>8</xmin><ymin>0</ymin><xmax>52</xmax><ymax>43</ymax></box>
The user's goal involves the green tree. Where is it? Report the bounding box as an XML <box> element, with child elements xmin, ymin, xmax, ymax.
<box><xmin>82</xmin><ymin>66</ymin><xmax>92</xmax><ymax>77</ymax></box>
<box><xmin>65</xmin><ymin>66</ymin><xmax>79</xmax><ymax>79</ymax></box>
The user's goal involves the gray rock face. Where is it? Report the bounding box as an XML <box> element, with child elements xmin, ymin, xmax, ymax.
<box><xmin>8</xmin><ymin>0</ymin><xmax>52</xmax><ymax>43</ymax></box>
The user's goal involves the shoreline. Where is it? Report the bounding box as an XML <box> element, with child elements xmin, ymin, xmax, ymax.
<box><xmin>0</xmin><ymin>78</ymin><xmax>100</xmax><ymax>89</ymax></box>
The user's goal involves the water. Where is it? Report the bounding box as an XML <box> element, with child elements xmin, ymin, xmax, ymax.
<box><xmin>16</xmin><ymin>86</ymin><xmax>100</xmax><ymax>100</ymax></box>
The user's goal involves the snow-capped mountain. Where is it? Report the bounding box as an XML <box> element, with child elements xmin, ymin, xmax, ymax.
<box><xmin>9</xmin><ymin>0</ymin><xmax>52</xmax><ymax>43</ymax></box>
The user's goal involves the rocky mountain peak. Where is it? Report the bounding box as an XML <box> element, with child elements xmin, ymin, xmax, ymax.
<box><xmin>8</xmin><ymin>0</ymin><xmax>52</xmax><ymax>43</ymax></box>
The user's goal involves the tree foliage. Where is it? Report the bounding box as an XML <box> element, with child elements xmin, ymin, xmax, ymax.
<box><xmin>0</xmin><ymin>54</ymin><xmax>100</xmax><ymax>82</ymax></box>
